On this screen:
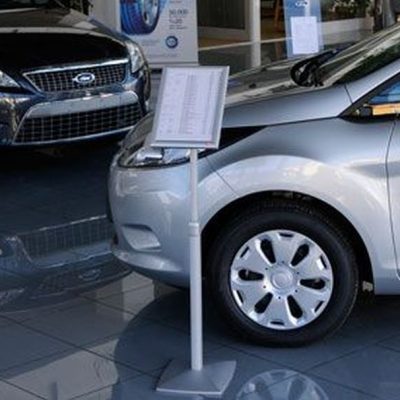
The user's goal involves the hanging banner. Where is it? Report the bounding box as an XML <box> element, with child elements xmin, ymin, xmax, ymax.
<box><xmin>120</xmin><ymin>0</ymin><xmax>199</xmax><ymax>67</ymax></box>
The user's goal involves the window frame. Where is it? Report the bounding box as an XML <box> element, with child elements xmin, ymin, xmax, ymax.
<box><xmin>341</xmin><ymin>73</ymin><xmax>400</xmax><ymax>120</ymax></box>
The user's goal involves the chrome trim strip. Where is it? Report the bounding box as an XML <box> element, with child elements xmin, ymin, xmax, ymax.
<box><xmin>14</xmin><ymin>92</ymin><xmax>140</xmax><ymax>143</ymax></box>
<box><xmin>22</xmin><ymin>92</ymin><xmax>138</xmax><ymax>118</ymax></box>
<box><xmin>12</xmin><ymin>126</ymin><xmax>135</xmax><ymax>146</ymax></box>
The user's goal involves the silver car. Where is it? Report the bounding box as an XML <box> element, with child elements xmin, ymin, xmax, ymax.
<box><xmin>109</xmin><ymin>24</ymin><xmax>400</xmax><ymax>346</ymax></box>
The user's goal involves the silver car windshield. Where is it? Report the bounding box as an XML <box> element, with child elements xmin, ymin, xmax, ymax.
<box><xmin>318</xmin><ymin>24</ymin><xmax>400</xmax><ymax>84</ymax></box>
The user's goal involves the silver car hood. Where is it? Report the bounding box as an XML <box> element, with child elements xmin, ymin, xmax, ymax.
<box><xmin>227</xmin><ymin>58</ymin><xmax>300</xmax><ymax>103</ymax></box>
<box><xmin>224</xmin><ymin>59</ymin><xmax>352</xmax><ymax>128</ymax></box>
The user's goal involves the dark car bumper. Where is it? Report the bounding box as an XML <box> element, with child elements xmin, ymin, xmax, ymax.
<box><xmin>0</xmin><ymin>62</ymin><xmax>150</xmax><ymax>147</ymax></box>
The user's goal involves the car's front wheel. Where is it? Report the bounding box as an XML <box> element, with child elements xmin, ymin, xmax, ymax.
<box><xmin>208</xmin><ymin>200</ymin><xmax>359</xmax><ymax>346</ymax></box>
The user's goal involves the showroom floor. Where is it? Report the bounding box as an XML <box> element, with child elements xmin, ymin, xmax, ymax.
<box><xmin>0</xmin><ymin>31</ymin><xmax>387</xmax><ymax>400</ymax></box>
<box><xmin>1</xmin><ymin>273</ymin><xmax>400</xmax><ymax>399</ymax></box>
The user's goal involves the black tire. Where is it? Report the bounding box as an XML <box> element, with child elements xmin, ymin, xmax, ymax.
<box><xmin>208</xmin><ymin>200</ymin><xmax>359</xmax><ymax>347</ymax></box>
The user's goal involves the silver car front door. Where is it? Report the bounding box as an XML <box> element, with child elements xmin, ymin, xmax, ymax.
<box><xmin>375</xmin><ymin>81</ymin><xmax>400</xmax><ymax>286</ymax></box>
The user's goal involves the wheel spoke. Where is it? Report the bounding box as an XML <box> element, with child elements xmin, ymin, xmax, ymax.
<box><xmin>231</xmin><ymin>279</ymin><xmax>266</xmax><ymax>314</ymax></box>
<box><xmin>268</xmin><ymin>231</ymin><xmax>304</xmax><ymax>265</ymax></box>
<box><xmin>231</xmin><ymin>238</ymin><xmax>271</xmax><ymax>274</ymax></box>
<box><xmin>293</xmin><ymin>286</ymin><xmax>331</xmax><ymax>317</ymax></box>
<box><xmin>262</xmin><ymin>296</ymin><xmax>297</xmax><ymax>329</ymax></box>
<box><xmin>295</xmin><ymin>246</ymin><xmax>332</xmax><ymax>280</ymax></box>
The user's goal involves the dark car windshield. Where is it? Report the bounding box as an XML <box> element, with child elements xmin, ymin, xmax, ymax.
<box><xmin>317</xmin><ymin>24</ymin><xmax>400</xmax><ymax>85</ymax></box>
<box><xmin>0</xmin><ymin>0</ymin><xmax>55</xmax><ymax>9</ymax></box>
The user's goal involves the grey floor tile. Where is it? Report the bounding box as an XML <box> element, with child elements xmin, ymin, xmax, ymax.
<box><xmin>82</xmin><ymin>272</ymin><xmax>153</xmax><ymax>300</ymax></box>
<box><xmin>379</xmin><ymin>334</ymin><xmax>400</xmax><ymax>352</ymax></box>
<box><xmin>4</xmin><ymin>296</ymin><xmax>95</xmax><ymax>323</ymax></box>
<box><xmin>204</xmin><ymin>347</ymin><xmax>295</xmax><ymax>399</ymax></box>
<box><xmin>0</xmin><ymin>323</ymin><xmax>70</xmax><ymax>372</ymax></box>
<box><xmin>88</xmin><ymin>320</ymin><xmax>221</xmax><ymax>374</ymax></box>
<box><xmin>261</xmin><ymin>374</ymin><xmax>380</xmax><ymax>400</ymax></box>
<box><xmin>0</xmin><ymin>380</ymin><xmax>43</xmax><ymax>400</ymax></box>
<box><xmin>22</xmin><ymin>301</ymin><xmax>138</xmax><ymax>346</ymax></box>
<box><xmin>339</xmin><ymin>300</ymin><xmax>400</xmax><ymax>345</ymax></box>
<box><xmin>224</xmin><ymin>334</ymin><xmax>368</xmax><ymax>372</ymax></box>
<box><xmin>76</xmin><ymin>347</ymin><xmax>288</xmax><ymax>400</ymax></box>
<box><xmin>94</xmin><ymin>283</ymin><xmax>177</xmax><ymax>316</ymax></box>
<box><xmin>310</xmin><ymin>346</ymin><xmax>400</xmax><ymax>400</ymax></box>
<box><xmin>159</xmin><ymin>294</ymin><xmax>368</xmax><ymax>372</ymax></box>
<box><xmin>0</xmin><ymin>316</ymin><xmax>14</xmax><ymax>328</ymax></box>
<box><xmin>1</xmin><ymin>348</ymin><xmax>140</xmax><ymax>400</ymax></box>
<box><xmin>139</xmin><ymin>289</ymin><xmax>190</xmax><ymax>323</ymax></box>
<box><xmin>62</xmin><ymin>372</ymin><xmax>384</xmax><ymax>400</ymax></box>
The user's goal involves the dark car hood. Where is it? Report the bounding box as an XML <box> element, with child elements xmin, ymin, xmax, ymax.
<box><xmin>0</xmin><ymin>7</ymin><xmax>128</xmax><ymax>71</ymax></box>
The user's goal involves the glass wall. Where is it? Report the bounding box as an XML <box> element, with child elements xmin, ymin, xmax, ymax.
<box><xmin>198</xmin><ymin>0</ymin><xmax>245</xmax><ymax>29</ymax></box>
<box><xmin>198</xmin><ymin>0</ymin><xmax>372</xmax><ymax>48</ymax></box>
<box><xmin>321</xmin><ymin>0</ymin><xmax>371</xmax><ymax>21</ymax></box>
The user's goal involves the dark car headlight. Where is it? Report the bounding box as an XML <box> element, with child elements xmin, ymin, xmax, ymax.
<box><xmin>0</xmin><ymin>70</ymin><xmax>19</xmax><ymax>88</ymax></box>
<box><xmin>126</xmin><ymin>41</ymin><xmax>146</xmax><ymax>73</ymax></box>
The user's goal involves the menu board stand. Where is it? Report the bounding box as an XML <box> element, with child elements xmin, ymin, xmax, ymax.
<box><xmin>153</xmin><ymin>67</ymin><xmax>236</xmax><ymax>397</ymax></box>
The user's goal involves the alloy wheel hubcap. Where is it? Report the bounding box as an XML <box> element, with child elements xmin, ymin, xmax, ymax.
<box><xmin>229</xmin><ymin>230</ymin><xmax>334</xmax><ymax>330</ymax></box>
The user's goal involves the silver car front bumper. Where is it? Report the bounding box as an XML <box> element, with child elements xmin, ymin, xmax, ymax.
<box><xmin>109</xmin><ymin>156</ymin><xmax>237</xmax><ymax>287</ymax></box>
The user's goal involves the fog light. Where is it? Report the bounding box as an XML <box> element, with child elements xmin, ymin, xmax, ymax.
<box><xmin>123</xmin><ymin>225</ymin><xmax>161</xmax><ymax>251</ymax></box>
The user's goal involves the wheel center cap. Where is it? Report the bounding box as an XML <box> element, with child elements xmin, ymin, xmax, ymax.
<box><xmin>271</xmin><ymin>269</ymin><xmax>294</xmax><ymax>289</ymax></box>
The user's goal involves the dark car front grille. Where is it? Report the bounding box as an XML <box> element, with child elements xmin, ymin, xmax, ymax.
<box><xmin>24</xmin><ymin>60</ymin><xmax>128</xmax><ymax>93</ymax></box>
<box><xmin>15</xmin><ymin>103</ymin><xmax>142</xmax><ymax>144</ymax></box>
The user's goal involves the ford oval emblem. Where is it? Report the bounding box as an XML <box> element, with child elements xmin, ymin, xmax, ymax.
<box><xmin>73</xmin><ymin>72</ymin><xmax>96</xmax><ymax>85</ymax></box>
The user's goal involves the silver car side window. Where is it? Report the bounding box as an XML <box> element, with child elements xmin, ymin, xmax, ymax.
<box><xmin>370</xmin><ymin>82</ymin><xmax>400</xmax><ymax>105</ymax></box>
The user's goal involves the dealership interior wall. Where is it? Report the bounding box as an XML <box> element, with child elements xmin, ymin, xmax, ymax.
<box><xmin>91</xmin><ymin>0</ymin><xmax>374</xmax><ymax>73</ymax></box>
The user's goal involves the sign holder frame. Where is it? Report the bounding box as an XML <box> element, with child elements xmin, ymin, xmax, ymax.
<box><xmin>152</xmin><ymin>66</ymin><xmax>236</xmax><ymax>397</ymax></box>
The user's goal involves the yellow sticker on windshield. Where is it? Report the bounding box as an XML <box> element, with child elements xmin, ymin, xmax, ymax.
<box><xmin>371</xmin><ymin>103</ymin><xmax>400</xmax><ymax>116</ymax></box>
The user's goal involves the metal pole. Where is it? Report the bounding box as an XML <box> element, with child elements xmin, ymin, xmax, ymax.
<box><xmin>248</xmin><ymin>0</ymin><xmax>261</xmax><ymax>43</ymax></box>
<box><xmin>157</xmin><ymin>145</ymin><xmax>236</xmax><ymax>396</ymax></box>
<box><xmin>189</xmin><ymin>148</ymin><xmax>203</xmax><ymax>371</ymax></box>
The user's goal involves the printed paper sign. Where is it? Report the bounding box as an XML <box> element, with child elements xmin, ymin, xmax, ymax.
<box><xmin>291</xmin><ymin>16</ymin><xmax>319</xmax><ymax>55</ymax></box>
<box><xmin>151</xmin><ymin>67</ymin><xmax>229</xmax><ymax>149</ymax></box>
<box><xmin>283</xmin><ymin>0</ymin><xmax>322</xmax><ymax>57</ymax></box>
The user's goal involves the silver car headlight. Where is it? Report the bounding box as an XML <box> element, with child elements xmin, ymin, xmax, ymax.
<box><xmin>120</xmin><ymin>145</ymin><xmax>191</xmax><ymax>168</ymax></box>
<box><xmin>126</xmin><ymin>41</ymin><xmax>146</xmax><ymax>73</ymax></box>
<box><xmin>0</xmin><ymin>70</ymin><xmax>19</xmax><ymax>88</ymax></box>
<box><xmin>119</xmin><ymin>115</ymin><xmax>195</xmax><ymax>168</ymax></box>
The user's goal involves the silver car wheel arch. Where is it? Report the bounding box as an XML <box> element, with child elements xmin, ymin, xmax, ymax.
<box><xmin>229</xmin><ymin>230</ymin><xmax>334</xmax><ymax>331</ymax></box>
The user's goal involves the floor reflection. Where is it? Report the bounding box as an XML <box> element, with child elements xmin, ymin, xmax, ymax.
<box><xmin>0</xmin><ymin>273</ymin><xmax>398</xmax><ymax>399</ymax></box>
<box><xmin>236</xmin><ymin>370</ymin><xmax>329</xmax><ymax>400</ymax></box>
<box><xmin>0</xmin><ymin>217</ymin><xmax>130</xmax><ymax>313</ymax></box>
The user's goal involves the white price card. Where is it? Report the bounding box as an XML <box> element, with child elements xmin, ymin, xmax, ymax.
<box><xmin>150</xmin><ymin>66</ymin><xmax>230</xmax><ymax>149</ymax></box>
<box><xmin>291</xmin><ymin>16</ymin><xmax>320</xmax><ymax>55</ymax></box>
